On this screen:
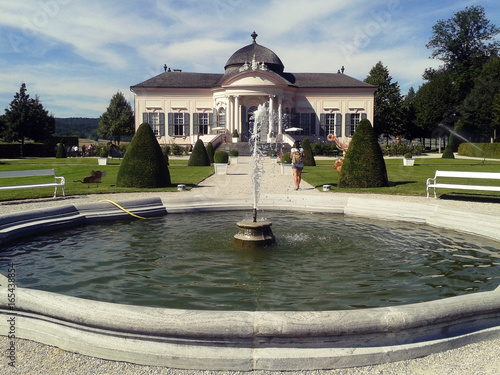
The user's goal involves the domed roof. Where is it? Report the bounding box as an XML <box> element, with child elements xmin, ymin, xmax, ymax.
<box><xmin>224</xmin><ymin>32</ymin><xmax>284</xmax><ymax>74</ymax></box>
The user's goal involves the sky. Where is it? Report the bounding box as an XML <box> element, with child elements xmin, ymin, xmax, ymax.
<box><xmin>1</xmin><ymin>0</ymin><xmax>500</xmax><ymax>118</ymax></box>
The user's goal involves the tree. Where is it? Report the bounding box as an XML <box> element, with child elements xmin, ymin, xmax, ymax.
<box><xmin>414</xmin><ymin>69</ymin><xmax>458</xmax><ymax>142</ymax></box>
<box><xmin>427</xmin><ymin>5</ymin><xmax>500</xmax><ymax>97</ymax></box>
<box><xmin>364</xmin><ymin>61</ymin><xmax>403</xmax><ymax>138</ymax></box>
<box><xmin>2</xmin><ymin>83</ymin><xmax>55</xmax><ymax>154</ymax></box>
<box><xmin>338</xmin><ymin>119</ymin><xmax>388</xmax><ymax>188</ymax></box>
<box><xmin>400</xmin><ymin>87</ymin><xmax>420</xmax><ymax>140</ymax></box>
<box><xmin>116</xmin><ymin>123</ymin><xmax>170</xmax><ymax>188</ymax></box>
<box><xmin>98</xmin><ymin>91</ymin><xmax>134</xmax><ymax>144</ymax></box>
<box><xmin>493</xmin><ymin>93</ymin><xmax>500</xmax><ymax>141</ymax></box>
<box><xmin>460</xmin><ymin>56</ymin><xmax>500</xmax><ymax>141</ymax></box>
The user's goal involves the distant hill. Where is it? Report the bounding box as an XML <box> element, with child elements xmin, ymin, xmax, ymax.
<box><xmin>55</xmin><ymin>118</ymin><xmax>99</xmax><ymax>140</ymax></box>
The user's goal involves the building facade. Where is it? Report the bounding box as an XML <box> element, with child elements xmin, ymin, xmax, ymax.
<box><xmin>130</xmin><ymin>32</ymin><xmax>376</xmax><ymax>146</ymax></box>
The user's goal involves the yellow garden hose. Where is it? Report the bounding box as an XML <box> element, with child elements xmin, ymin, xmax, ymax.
<box><xmin>99</xmin><ymin>200</ymin><xmax>147</xmax><ymax>220</ymax></box>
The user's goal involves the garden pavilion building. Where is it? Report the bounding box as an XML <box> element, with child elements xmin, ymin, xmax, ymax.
<box><xmin>130</xmin><ymin>32</ymin><xmax>376</xmax><ymax>148</ymax></box>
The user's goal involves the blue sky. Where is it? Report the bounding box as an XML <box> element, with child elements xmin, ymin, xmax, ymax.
<box><xmin>1</xmin><ymin>0</ymin><xmax>500</xmax><ymax>118</ymax></box>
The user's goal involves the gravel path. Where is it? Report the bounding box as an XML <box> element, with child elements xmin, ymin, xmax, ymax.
<box><xmin>1</xmin><ymin>156</ymin><xmax>500</xmax><ymax>374</ymax></box>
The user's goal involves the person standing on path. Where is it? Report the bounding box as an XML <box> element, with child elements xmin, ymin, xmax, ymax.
<box><xmin>291</xmin><ymin>140</ymin><xmax>305</xmax><ymax>190</ymax></box>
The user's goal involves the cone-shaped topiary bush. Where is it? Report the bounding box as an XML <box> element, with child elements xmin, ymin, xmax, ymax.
<box><xmin>338</xmin><ymin>119</ymin><xmax>388</xmax><ymax>188</ymax></box>
<box><xmin>188</xmin><ymin>139</ymin><xmax>210</xmax><ymax>166</ymax></box>
<box><xmin>301</xmin><ymin>138</ymin><xmax>316</xmax><ymax>166</ymax></box>
<box><xmin>206</xmin><ymin>142</ymin><xmax>214</xmax><ymax>164</ymax></box>
<box><xmin>442</xmin><ymin>134</ymin><xmax>455</xmax><ymax>159</ymax></box>
<box><xmin>116</xmin><ymin>122</ymin><xmax>171</xmax><ymax>188</ymax></box>
<box><xmin>56</xmin><ymin>143</ymin><xmax>66</xmax><ymax>158</ymax></box>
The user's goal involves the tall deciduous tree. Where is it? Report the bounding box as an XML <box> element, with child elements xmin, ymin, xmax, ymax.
<box><xmin>3</xmin><ymin>83</ymin><xmax>55</xmax><ymax>154</ymax></box>
<box><xmin>426</xmin><ymin>5</ymin><xmax>500</xmax><ymax>97</ymax></box>
<box><xmin>98</xmin><ymin>91</ymin><xmax>134</xmax><ymax>144</ymax></box>
<box><xmin>414</xmin><ymin>69</ymin><xmax>458</xmax><ymax>141</ymax></box>
<box><xmin>400</xmin><ymin>87</ymin><xmax>420</xmax><ymax>141</ymax></box>
<box><xmin>460</xmin><ymin>56</ymin><xmax>500</xmax><ymax>141</ymax></box>
<box><xmin>493</xmin><ymin>93</ymin><xmax>500</xmax><ymax>141</ymax></box>
<box><xmin>364</xmin><ymin>61</ymin><xmax>403</xmax><ymax>139</ymax></box>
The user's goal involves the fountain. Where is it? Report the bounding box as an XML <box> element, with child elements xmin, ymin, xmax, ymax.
<box><xmin>234</xmin><ymin>103</ymin><xmax>276</xmax><ymax>247</ymax></box>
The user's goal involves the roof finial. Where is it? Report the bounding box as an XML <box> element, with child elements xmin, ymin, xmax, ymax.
<box><xmin>251</xmin><ymin>31</ymin><xmax>258</xmax><ymax>43</ymax></box>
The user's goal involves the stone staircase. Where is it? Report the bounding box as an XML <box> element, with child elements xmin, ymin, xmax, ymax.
<box><xmin>217</xmin><ymin>142</ymin><xmax>290</xmax><ymax>156</ymax></box>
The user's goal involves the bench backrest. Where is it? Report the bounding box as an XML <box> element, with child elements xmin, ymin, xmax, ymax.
<box><xmin>435</xmin><ymin>170</ymin><xmax>500</xmax><ymax>180</ymax></box>
<box><xmin>0</xmin><ymin>169</ymin><xmax>56</xmax><ymax>179</ymax></box>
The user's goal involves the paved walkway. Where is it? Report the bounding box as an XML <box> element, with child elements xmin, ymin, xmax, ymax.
<box><xmin>1</xmin><ymin>156</ymin><xmax>500</xmax><ymax>374</ymax></box>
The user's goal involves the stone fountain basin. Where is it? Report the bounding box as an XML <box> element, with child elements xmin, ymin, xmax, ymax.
<box><xmin>1</xmin><ymin>195</ymin><xmax>500</xmax><ymax>371</ymax></box>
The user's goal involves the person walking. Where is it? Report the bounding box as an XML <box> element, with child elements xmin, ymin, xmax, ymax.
<box><xmin>291</xmin><ymin>141</ymin><xmax>305</xmax><ymax>190</ymax></box>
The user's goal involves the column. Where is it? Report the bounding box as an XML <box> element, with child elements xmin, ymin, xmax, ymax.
<box><xmin>234</xmin><ymin>95</ymin><xmax>240</xmax><ymax>136</ymax></box>
<box><xmin>278</xmin><ymin>96</ymin><xmax>283</xmax><ymax>135</ymax></box>
<box><xmin>227</xmin><ymin>95</ymin><xmax>233</xmax><ymax>133</ymax></box>
<box><xmin>269</xmin><ymin>95</ymin><xmax>275</xmax><ymax>138</ymax></box>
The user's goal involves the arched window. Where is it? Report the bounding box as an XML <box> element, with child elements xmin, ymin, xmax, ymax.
<box><xmin>218</xmin><ymin>108</ymin><xmax>226</xmax><ymax>128</ymax></box>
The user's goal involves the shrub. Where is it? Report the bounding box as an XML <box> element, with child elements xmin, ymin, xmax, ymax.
<box><xmin>442</xmin><ymin>144</ymin><xmax>455</xmax><ymax>159</ymax></box>
<box><xmin>404</xmin><ymin>152</ymin><xmax>412</xmax><ymax>158</ymax></box>
<box><xmin>214</xmin><ymin>150</ymin><xmax>228</xmax><ymax>163</ymax></box>
<box><xmin>229</xmin><ymin>149</ymin><xmax>239</xmax><ymax>157</ymax></box>
<box><xmin>206</xmin><ymin>142</ymin><xmax>215</xmax><ymax>163</ymax></box>
<box><xmin>171</xmin><ymin>143</ymin><xmax>183</xmax><ymax>155</ymax></box>
<box><xmin>233</xmin><ymin>129</ymin><xmax>239</xmax><ymax>138</ymax></box>
<box><xmin>99</xmin><ymin>148</ymin><xmax>109</xmax><ymax>158</ymax></box>
<box><xmin>458</xmin><ymin>142</ymin><xmax>500</xmax><ymax>158</ymax></box>
<box><xmin>270</xmin><ymin>149</ymin><xmax>277</xmax><ymax>157</ymax></box>
<box><xmin>281</xmin><ymin>152</ymin><xmax>291</xmax><ymax>164</ymax></box>
<box><xmin>116</xmin><ymin>122</ymin><xmax>171</xmax><ymax>188</ymax></box>
<box><xmin>301</xmin><ymin>138</ymin><xmax>316</xmax><ymax>166</ymax></box>
<box><xmin>338</xmin><ymin>119</ymin><xmax>388</xmax><ymax>188</ymax></box>
<box><xmin>56</xmin><ymin>143</ymin><xmax>66</xmax><ymax>158</ymax></box>
<box><xmin>188</xmin><ymin>139</ymin><xmax>210</xmax><ymax>166</ymax></box>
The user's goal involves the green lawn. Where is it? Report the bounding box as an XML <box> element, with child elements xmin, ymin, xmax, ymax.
<box><xmin>0</xmin><ymin>158</ymin><xmax>213</xmax><ymax>201</ymax></box>
<box><xmin>303</xmin><ymin>157</ymin><xmax>500</xmax><ymax>199</ymax></box>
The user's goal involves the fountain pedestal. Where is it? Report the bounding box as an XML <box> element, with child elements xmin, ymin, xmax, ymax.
<box><xmin>234</xmin><ymin>220</ymin><xmax>276</xmax><ymax>247</ymax></box>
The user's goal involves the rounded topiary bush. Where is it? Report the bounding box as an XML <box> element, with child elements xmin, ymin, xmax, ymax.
<box><xmin>206</xmin><ymin>142</ymin><xmax>214</xmax><ymax>164</ymax></box>
<box><xmin>338</xmin><ymin>119</ymin><xmax>388</xmax><ymax>188</ymax></box>
<box><xmin>116</xmin><ymin>122</ymin><xmax>171</xmax><ymax>188</ymax></box>
<box><xmin>188</xmin><ymin>139</ymin><xmax>210</xmax><ymax>166</ymax></box>
<box><xmin>404</xmin><ymin>152</ymin><xmax>412</xmax><ymax>158</ymax></box>
<box><xmin>301</xmin><ymin>138</ymin><xmax>316</xmax><ymax>166</ymax></box>
<box><xmin>229</xmin><ymin>149</ymin><xmax>239</xmax><ymax>157</ymax></box>
<box><xmin>214</xmin><ymin>150</ymin><xmax>228</xmax><ymax>163</ymax></box>
<box><xmin>281</xmin><ymin>152</ymin><xmax>291</xmax><ymax>164</ymax></box>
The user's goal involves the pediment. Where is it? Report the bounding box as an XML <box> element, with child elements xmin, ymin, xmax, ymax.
<box><xmin>222</xmin><ymin>71</ymin><xmax>288</xmax><ymax>88</ymax></box>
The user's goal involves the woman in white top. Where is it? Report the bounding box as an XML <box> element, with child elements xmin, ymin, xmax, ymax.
<box><xmin>290</xmin><ymin>141</ymin><xmax>305</xmax><ymax>190</ymax></box>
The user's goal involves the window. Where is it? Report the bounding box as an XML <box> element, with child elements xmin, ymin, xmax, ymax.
<box><xmin>174</xmin><ymin>113</ymin><xmax>184</xmax><ymax>136</ymax></box>
<box><xmin>325</xmin><ymin>114</ymin><xmax>335</xmax><ymax>135</ymax></box>
<box><xmin>299</xmin><ymin>113</ymin><xmax>314</xmax><ymax>135</ymax></box>
<box><xmin>350</xmin><ymin>113</ymin><xmax>360</xmax><ymax>135</ymax></box>
<box><xmin>199</xmin><ymin>113</ymin><xmax>209</xmax><ymax>135</ymax></box>
<box><xmin>218</xmin><ymin>108</ymin><xmax>226</xmax><ymax>128</ymax></box>
<box><xmin>142</xmin><ymin>112</ymin><xmax>165</xmax><ymax>136</ymax></box>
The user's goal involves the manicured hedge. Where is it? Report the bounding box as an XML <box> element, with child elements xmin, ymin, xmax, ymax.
<box><xmin>458</xmin><ymin>143</ymin><xmax>500</xmax><ymax>158</ymax></box>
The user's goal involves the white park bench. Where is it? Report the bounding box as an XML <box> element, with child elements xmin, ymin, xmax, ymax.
<box><xmin>426</xmin><ymin>170</ymin><xmax>500</xmax><ymax>199</ymax></box>
<box><xmin>0</xmin><ymin>169</ymin><xmax>65</xmax><ymax>198</ymax></box>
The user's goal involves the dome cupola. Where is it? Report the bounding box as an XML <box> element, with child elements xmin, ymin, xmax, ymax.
<box><xmin>224</xmin><ymin>31</ymin><xmax>284</xmax><ymax>74</ymax></box>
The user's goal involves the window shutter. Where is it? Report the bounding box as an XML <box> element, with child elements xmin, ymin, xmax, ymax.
<box><xmin>345</xmin><ymin>114</ymin><xmax>351</xmax><ymax>137</ymax></box>
<box><xmin>142</xmin><ymin>113</ymin><xmax>148</xmax><ymax>124</ymax></box>
<box><xmin>213</xmin><ymin>108</ymin><xmax>218</xmax><ymax>127</ymax></box>
<box><xmin>361</xmin><ymin>113</ymin><xmax>367</xmax><ymax>120</ymax></box>
<box><xmin>184</xmin><ymin>113</ymin><xmax>190</xmax><ymax>136</ymax></box>
<box><xmin>335</xmin><ymin>113</ymin><xmax>342</xmax><ymax>137</ymax></box>
<box><xmin>159</xmin><ymin>113</ymin><xmax>165</xmax><ymax>136</ymax></box>
<box><xmin>209</xmin><ymin>112</ymin><xmax>214</xmax><ymax>126</ymax></box>
<box><xmin>291</xmin><ymin>108</ymin><xmax>298</xmax><ymax>127</ymax></box>
<box><xmin>168</xmin><ymin>113</ymin><xmax>174</xmax><ymax>135</ymax></box>
<box><xmin>193</xmin><ymin>113</ymin><xmax>199</xmax><ymax>136</ymax></box>
<box><xmin>320</xmin><ymin>114</ymin><xmax>326</xmax><ymax>136</ymax></box>
<box><xmin>310</xmin><ymin>113</ymin><xmax>316</xmax><ymax>135</ymax></box>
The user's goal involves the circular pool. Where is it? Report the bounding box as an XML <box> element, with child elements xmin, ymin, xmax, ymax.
<box><xmin>3</xmin><ymin>210</ymin><xmax>499</xmax><ymax>311</ymax></box>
